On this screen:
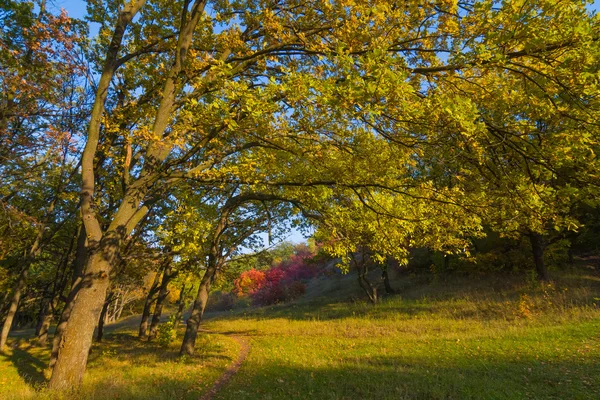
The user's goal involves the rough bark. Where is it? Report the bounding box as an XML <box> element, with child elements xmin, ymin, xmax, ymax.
<box><xmin>529</xmin><ymin>232</ymin><xmax>549</xmax><ymax>281</ymax></box>
<box><xmin>47</xmin><ymin>1</ymin><xmax>147</xmax><ymax>389</ymax></box>
<box><xmin>48</xmin><ymin>251</ymin><xmax>112</xmax><ymax>389</ymax></box>
<box><xmin>48</xmin><ymin>224</ymin><xmax>88</xmax><ymax>371</ymax></box>
<box><xmin>138</xmin><ymin>270</ymin><xmax>162</xmax><ymax>339</ymax></box>
<box><xmin>148</xmin><ymin>263</ymin><xmax>174</xmax><ymax>341</ymax></box>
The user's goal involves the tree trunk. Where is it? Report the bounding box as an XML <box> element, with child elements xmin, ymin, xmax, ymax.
<box><xmin>357</xmin><ymin>271</ymin><xmax>377</xmax><ymax>304</ymax></box>
<box><xmin>35</xmin><ymin>296</ymin><xmax>48</xmax><ymax>337</ymax></box>
<box><xmin>174</xmin><ymin>282</ymin><xmax>189</xmax><ymax>326</ymax></box>
<box><xmin>48</xmin><ymin>251</ymin><xmax>111</xmax><ymax>389</ymax></box>
<box><xmin>353</xmin><ymin>251</ymin><xmax>377</xmax><ymax>304</ymax></box>
<box><xmin>0</xmin><ymin>266</ymin><xmax>29</xmax><ymax>351</ymax></box>
<box><xmin>49</xmin><ymin>224</ymin><xmax>88</xmax><ymax>371</ymax></box>
<box><xmin>529</xmin><ymin>232</ymin><xmax>548</xmax><ymax>281</ymax></box>
<box><xmin>381</xmin><ymin>267</ymin><xmax>395</xmax><ymax>295</ymax></box>
<box><xmin>36</xmin><ymin>299</ymin><xmax>53</xmax><ymax>347</ymax></box>
<box><xmin>48</xmin><ymin>0</ymin><xmax>204</xmax><ymax>387</ymax></box>
<box><xmin>114</xmin><ymin>295</ymin><xmax>125</xmax><ymax>321</ymax></box>
<box><xmin>96</xmin><ymin>292</ymin><xmax>114</xmax><ymax>343</ymax></box>
<box><xmin>180</xmin><ymin>261</ymin><xmax>217</xmax><ymax>356</ymax></box>
<box><xmin>138</xmin><ymin>271</ymin><xmax>162</xmax><ymax>339</ymax></box>
<box><xmin>110</xmin><ymin>294</ymin><xmax>120</xmax><ymax>323</ymax></box>
<box><xmin>148</xmin><ymin>263</ymin><xmax>173</xmax><ymax>341</ymax></box>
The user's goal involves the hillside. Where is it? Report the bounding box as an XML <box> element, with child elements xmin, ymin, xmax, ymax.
<box><xmin>2</xmin><ymin>265</ymin><xmax>600</xmax><ymax>399</ymax></box>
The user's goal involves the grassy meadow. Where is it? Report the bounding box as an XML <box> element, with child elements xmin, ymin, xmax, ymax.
<box><xmin>2</xmin><ymin>268</ymin><xmax>600</xmax><ymax>399</ymax></box>
<box><xmin>204</xmin><ymin>271</ymin><xmax>600</xmax><ymax>400</ymax></box>
<box><xmin>0</xmin><ymin>324</ymin><xmax>239</xmax><ymax>399</ymax></box>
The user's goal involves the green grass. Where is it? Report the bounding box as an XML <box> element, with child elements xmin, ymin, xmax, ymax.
<box><xmin>205</xmin><ymin>272</ymin><xmax>600</xmax><ymax>399</ymax></box>
<box><xmin>0</xmin><ymin>327</ymin><xmax>239</xmax><ymax>399</ymax></box>
<box><xmin>2</xmin><ymin>269</ymin><xmax>600</xmax><ymax>399</ymax></box>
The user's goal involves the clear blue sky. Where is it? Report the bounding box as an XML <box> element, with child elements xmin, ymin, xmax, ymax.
<box><xmin>56</xmin><ymin>0</ymin><xmax>600</xmax><ymax>19</ymax></box>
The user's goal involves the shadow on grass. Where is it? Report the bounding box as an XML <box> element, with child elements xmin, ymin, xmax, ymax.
<box><xmin>2</xmin><ymin>330</ymin><xmax>237</xmax><ymax>399</ymax></box>
<box><xmin>216</xmin><ymin>354</ymin><xmax>600</xmax><ymax>400</ymax></box>
<box><xmin>86</xmin><ymin>331</ymin><xmax>234</xmax><ymax>365</ymax></box>
<box><xmin>205</xmin><ymin>268</ymin><xmax>600</xmax><ymax>325</ymax></box>
<box><xmin>4</xmin><ymin>346</ymin><xmax>47</xmax><ymax>387</ymax></box>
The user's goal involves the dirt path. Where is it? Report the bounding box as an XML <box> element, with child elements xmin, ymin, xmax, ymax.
<box><xmin>200</xmin><ymin>332</ymin><xmax>251</xmax><ymax>400</ymax></box>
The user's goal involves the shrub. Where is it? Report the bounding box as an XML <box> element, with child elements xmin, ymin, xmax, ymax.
<box><xmin>233</xmin><ymin>269</ymin><xmax>266</xmax><ymax>297</ymax></box>
<box><xmin>234</xmin><ymin>247</ymin><xmax>324</xmax><ymax>306</ymax></box>
<box><xmin>157</xmin><ymin>315</ymin><xmax>178</xmax><ymax>347</ymax></box>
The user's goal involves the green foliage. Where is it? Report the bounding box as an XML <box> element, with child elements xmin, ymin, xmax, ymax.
<box><xmin>156</xmin><ymin>315</ymin><xmax>178</xmax><ymax>347</ymax></box>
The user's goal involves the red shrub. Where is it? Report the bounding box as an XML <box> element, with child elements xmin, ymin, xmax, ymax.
<box><xmin>235</xmin><ymin>247</ymin><xmax>324</xmax><ymax>306</ymax></box>
<box><xmin>233</xmin><ymin>269</ymin><xmax>266</xmax><ymax>297</ymax></box>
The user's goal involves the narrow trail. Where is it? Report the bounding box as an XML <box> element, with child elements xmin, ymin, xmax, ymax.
<box><xmin>200</xmin><ymin>332</ymin><xmax>251</xmax><ymax>400</ymax></box>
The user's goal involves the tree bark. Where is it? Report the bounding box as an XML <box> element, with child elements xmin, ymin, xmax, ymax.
<box><xmin>49</xmin><ymin>223</ymin><xmax>88</xmax><ymax>371</ymax></box>
<box><xmin>180</xmin><ymin>261</ymin><xmax>217</xmax><ymax>356</ymax></box>
<box><xmin>0</xmin><ymin>266</ymin><xmax>29</xmax><ymax>351</ymax></box>
<box><xmin>174</xmin><ymin>282</ymin><xmax>189</xmax><ymax>326</ymax></box>
<box><xmin>353</xmin><ymin>251</ymin><xmax>377</xmax><ymax>304</ymax></box>
<box><xmin>148</xmin><ymin>263</ymin><xmax>174</xmax><ymax>341</ymax></box>
<box><xmin>48</xmin><ymin>251</ymin><xmax>112</xmax><ymax>389</ymax></box>
<box><xmin>529</xmin><ymin>232</ymin><xmax>549</xmax><ymax>281</ymax></box>
<box><xmin>35</xmin><ymin>296</ymin><xmax>48</xmax><ymax>337</ymax></box>
<box><xmin>36</xmin><ymin>299</ymin><xmax>53</xmax><ymax>347</ymax></box>
<box><xmin>47</xmin><ymin>0</ymin><xmax>147</xmax><ymax>389</ymax></box>
<box><xmin>138</xmin><ymin>270</ymin><xmax>162</xmax><ymax>339</ymax></box>
<box><xmin>49</xmin><ymin>0</ymin><xmax>207</xmax><ymax>388</ymax></box>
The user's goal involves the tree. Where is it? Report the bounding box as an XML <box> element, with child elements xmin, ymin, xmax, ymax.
<box><xmin>14</xmin><ymin>0</ymin><xmax>595</xmax><ymax>388</ymax></box>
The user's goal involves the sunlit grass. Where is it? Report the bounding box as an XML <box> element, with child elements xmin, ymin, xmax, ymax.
<box><xmin>2</xmin><ymin>270</ymin><xmax>600</xmax><ymax>399</ymax></box>
<box><xmin>0</xmin><ymin>327</ymin><xmax>238</xmax><ymax>399</ymax></box>
<box><xmin>206</xmin><ymin>272</ymin><xmax>600</xmax><ymax>399</ymax></box>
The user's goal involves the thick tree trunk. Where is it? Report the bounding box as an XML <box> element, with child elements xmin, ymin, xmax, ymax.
<box><xmin>96</xmin><ymin>292</ymin><xmax>114</xmax><ymax>343</ymax></box>
<box><xmin>180</xmin><ymin>262</ymin><xmax>217</xmax><ymax>356</ymax></box>
<box><xmin>0</xmin><ymin>266</ymin><xmax>29</xmax><ymax>351</ymax></box>
<box><xmin>148</xmin><ymin>264</ymin><xmax>173</xmax><ymax>341</ymax></box>
<box><xmin>529</xmin><ymin>232</ymin><xmax>548</xmax><ymax>281</ymax></box>
<box><xmin>48</xmin><ymin>251</ymin><xmax>111</xmax><ymax>389</ymax></box>
<box><xmin>138</xmin><ymin>271</ymin><xmax>162</xmax><ymax>339</ymax></box>
<box><xmin>49</xmin><ymin>224</ymin><xmax>88</xmax><ymax>371</ymax></box>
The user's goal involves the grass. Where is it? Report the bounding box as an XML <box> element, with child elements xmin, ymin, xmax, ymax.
<box><xmin>0</xmin><ymin>327</ymin><xmax>239</xmax><ymax>399</ymax></box>
<box><xmin>204</xmin><ymin>270</ymin><xmax>600</xmax><ymax>399</ymax></box>
<box><xmin>2</xmin><ymin>268</ymin><xmax>600</xmax><ymax>399</ymax></box>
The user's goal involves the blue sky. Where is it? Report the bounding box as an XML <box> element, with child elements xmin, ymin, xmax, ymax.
<box><xmin>56</xmin><ymin>0</ymin><xmax>600</xmax><ymax>18</ymax></box>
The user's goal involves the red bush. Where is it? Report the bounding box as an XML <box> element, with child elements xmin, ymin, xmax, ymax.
<box><xmin>235</xmin><ymin>247</ymin><xmax>324</xmax><ymax>306</ymax></box>
<box><xmin>233</xmin><ymin>269</ymin><xmax>266</xmax><ymax>297</ymax></box>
